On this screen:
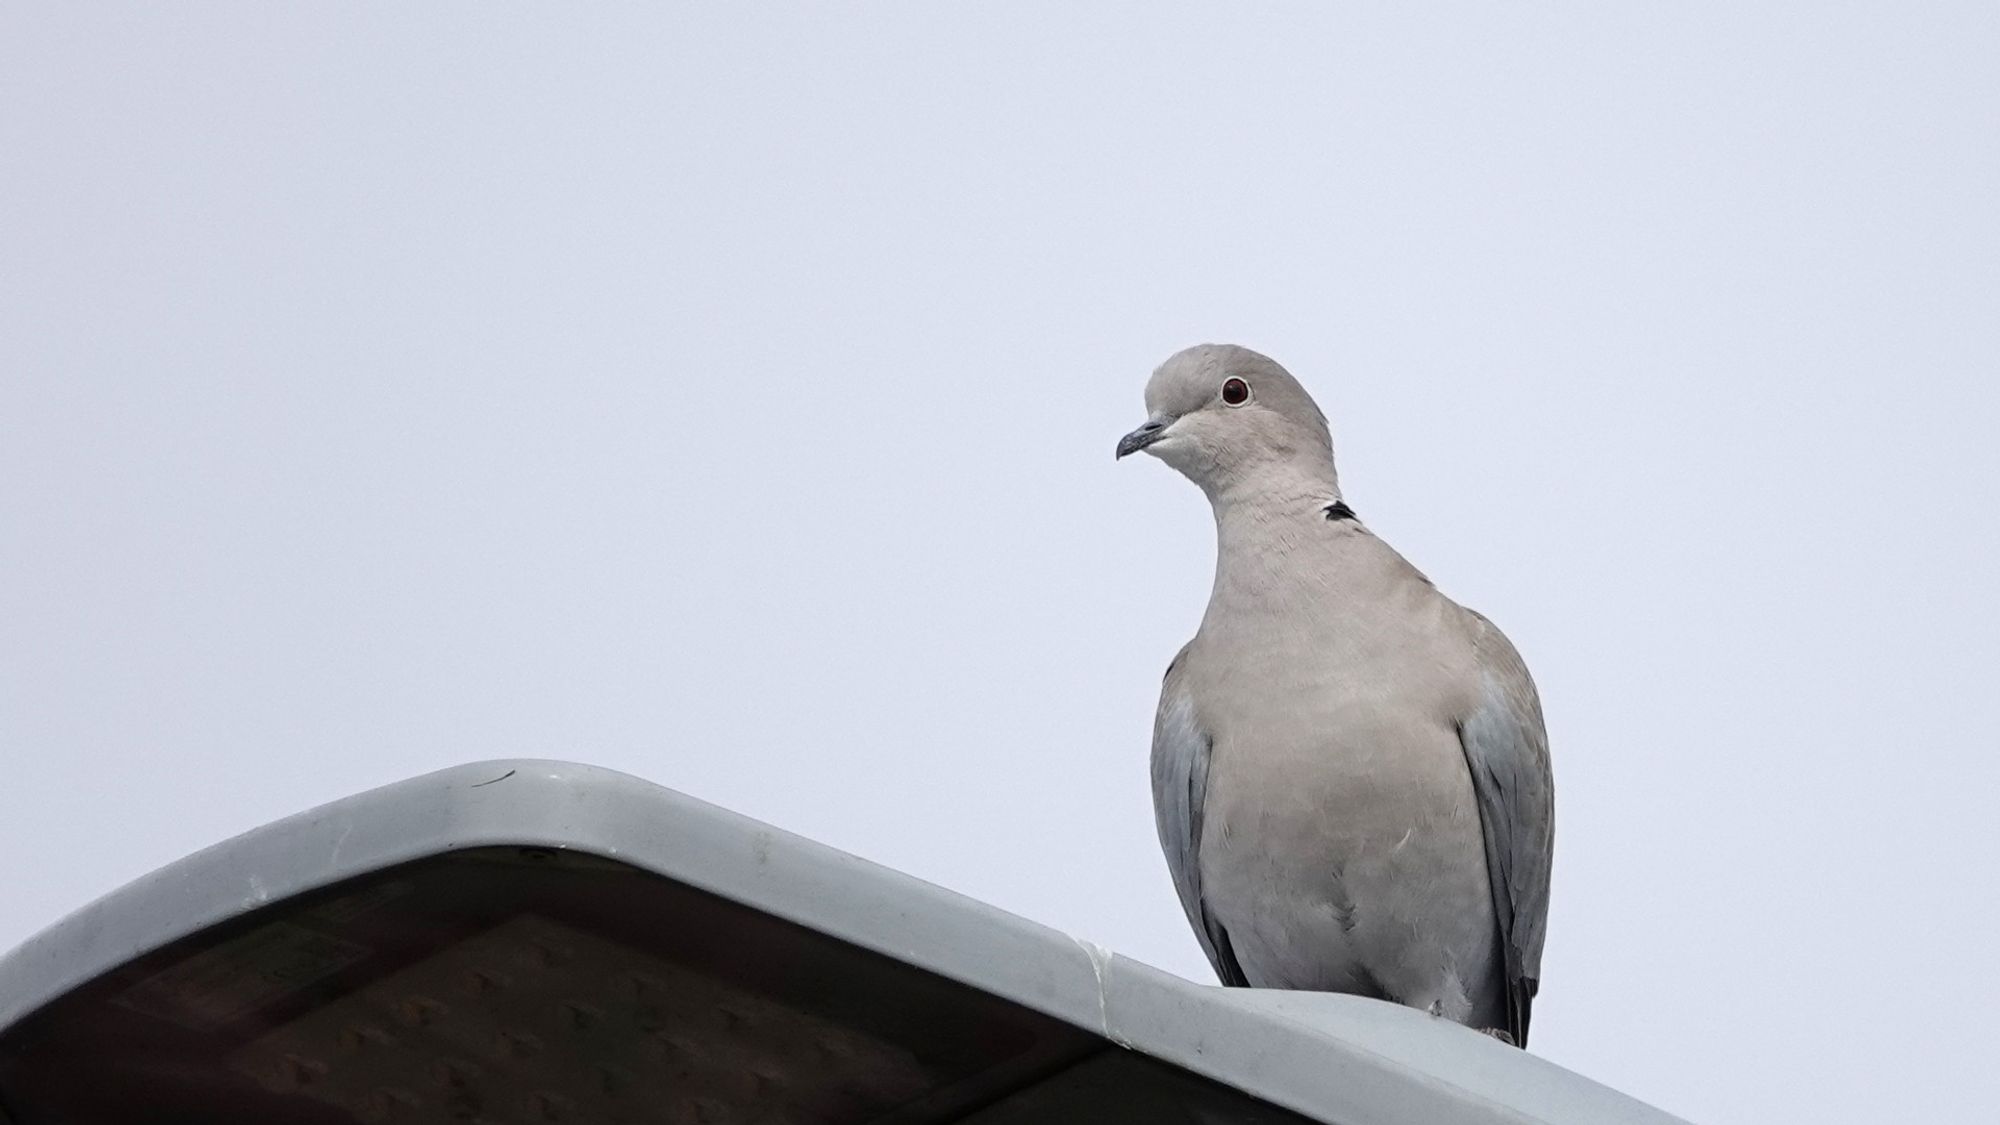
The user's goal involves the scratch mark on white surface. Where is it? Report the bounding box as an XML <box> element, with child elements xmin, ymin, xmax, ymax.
<box><xmin>1071</xmin><ymin>936</ymin><xmax>1127</xmax><ymax>1045</ymax></box>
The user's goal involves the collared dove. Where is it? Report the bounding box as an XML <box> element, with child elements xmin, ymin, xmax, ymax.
<box><xmin>1116</xmin><ymin>344</ymin><xmax>1554</xmax><ymax>1046</ymax></box>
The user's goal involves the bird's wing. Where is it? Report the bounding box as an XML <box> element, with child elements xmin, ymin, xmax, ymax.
<box><xmin>1457</xmin><ymin>611</ymin><xmax>1556</xmax><ymax>1045</ymax></box>
<box><xmin>1151</xmin><ymin>645</ymin><xmax>1250</xmax><ymax>987</ymax></box>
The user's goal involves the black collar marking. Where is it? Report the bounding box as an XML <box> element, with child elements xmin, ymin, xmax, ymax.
<box><xmin>1324</xmin><ymin>501</ymin><xmax>1357</xmax><ymax>522</ymax></box>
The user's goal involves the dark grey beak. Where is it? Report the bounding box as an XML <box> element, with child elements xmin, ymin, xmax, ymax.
<box><xmin>1116</xmin><ymin>419</ymin><xmax>1168</xmax><ymax>459</ymax></box>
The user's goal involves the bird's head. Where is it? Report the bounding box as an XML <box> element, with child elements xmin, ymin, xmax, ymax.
<box><xmin>1116</xmin><ymin>344</ymin><xmax>1336</xmax><ymax>500</ymax></box>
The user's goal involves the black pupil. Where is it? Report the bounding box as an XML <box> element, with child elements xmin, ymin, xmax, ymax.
<box><xmin>1222</xmin><ymin>378</ymin><xmax>1248</xmax><ymax>404</ymax></box>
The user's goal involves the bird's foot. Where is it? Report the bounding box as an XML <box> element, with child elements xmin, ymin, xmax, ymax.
<box><xmin>1476</xmin><ymin>1027</ymin><xmax>1517</xmax><ymax>1047</ymax></box>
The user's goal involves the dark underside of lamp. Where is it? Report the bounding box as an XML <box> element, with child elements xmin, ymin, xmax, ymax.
<box><xmin>0</xmin><ymin>847</ymin><xmax>1310</xmax><ymax>1125</ymax></box>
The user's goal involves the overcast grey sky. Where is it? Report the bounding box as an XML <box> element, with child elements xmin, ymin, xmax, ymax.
<box><xmin>3</xmin><ymin>5</ymin><xmax>1995</xmax><ymax>1121</ymax></box>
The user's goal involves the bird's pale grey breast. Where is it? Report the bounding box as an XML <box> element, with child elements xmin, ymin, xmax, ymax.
<box><xmin>1118</xmin><ymin>343</ymin><xmax>1554</xmax><ymax>1047</ymax></box>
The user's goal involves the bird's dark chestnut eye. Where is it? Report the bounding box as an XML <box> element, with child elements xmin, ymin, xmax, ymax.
<box><xmin>1221</xmin><ymin>377</ymin><xmax>1250</xmax><ymax>405</ymax></box>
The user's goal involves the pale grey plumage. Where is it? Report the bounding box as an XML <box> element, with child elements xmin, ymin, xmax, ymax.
<box><xmin>1120</xmin><ymin>344</ymin><xmax>1554</xmax><ymax>1045</ymax></box>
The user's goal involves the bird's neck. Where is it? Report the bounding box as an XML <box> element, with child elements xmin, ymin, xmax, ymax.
<box><xmin>1206</xmin><ymin>462</ymin><xmax>1349</xmax><ymax>599</ymax></box>
<box><xmin>1207</xmin><ymin>459</ymin><xmax>1343</xmax><ymax>532</ymax></box>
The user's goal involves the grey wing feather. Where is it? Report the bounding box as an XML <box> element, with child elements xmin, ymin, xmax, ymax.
<box><xmin>1458</xmin><ymin>612</ymin><xmax>1556</xmax><ymax>1046</ymax></box>
<box><xmin>1151</xmin><ymin>646</ymin><xmax>1250</xmax><ymax>987</ymax></box>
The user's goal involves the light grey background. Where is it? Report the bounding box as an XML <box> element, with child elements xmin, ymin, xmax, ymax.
<box><xmin>3</xmin><ymin>6</ymin><xmax>1994</xmax><ymax>1122</ymax></box>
